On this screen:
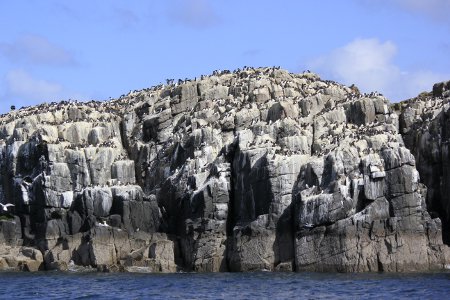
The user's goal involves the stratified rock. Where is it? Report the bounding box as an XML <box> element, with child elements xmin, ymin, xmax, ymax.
<box><xmin>0</xmin><ymin>67</ymin><xmax>448</xmax><ymax>273</ymax></box>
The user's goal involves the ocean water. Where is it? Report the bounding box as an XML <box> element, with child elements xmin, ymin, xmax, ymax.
<box><xmin>0</xmin><ymin>271</ymin><xmax>449</xmax><ymax>299</ymax></box>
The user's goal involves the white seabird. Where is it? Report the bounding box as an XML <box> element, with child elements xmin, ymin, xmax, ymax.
<box><xmin>0</xmin><ymin>203</ymin><xmax>14</xmax><ymax>212</ymax></box>
<box><xmin>98</xmin><ymin>220</ymin><xmax>110</xmax><ymax>227</ymax></box>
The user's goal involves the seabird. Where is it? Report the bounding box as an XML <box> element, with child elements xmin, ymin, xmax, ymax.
<box><xmin>98</xmin><ymin>220</ymin><xmax>110</xmax><ymax>227</ymax></box>
<box><xmin>302</xmin><ymin>223</ymin><xmax>314</xmax><ymax>229</ymax></box>
<box><xmin>0</xmin><ymin>203</ymin><xmax>14</xmax><ymax>212</ymax></box>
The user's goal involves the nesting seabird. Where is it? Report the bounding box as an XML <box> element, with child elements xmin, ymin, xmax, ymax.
<box><xmin>98</xmin><ymin>220</ymin><xmax>110</xmax><ymax>227</ymax></box>
<box><xmin>302</xmin><ymin>223</ymin><xmax>314</xmax><ymax>229</ymax></box>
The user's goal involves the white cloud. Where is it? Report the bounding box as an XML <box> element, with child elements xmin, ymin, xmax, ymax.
<box><xmin>0</xmin><ymin>34</ymin><xmax>76</xmax><ymax>66</ymax></box>
<box><xmin>0</xmin><ymin>69</ymin><xmax>89</xmax><ymax>113</ymax></box>
<box><xmin>5</xmin><ymin>69</ymin><xmax>63</xmax><ymax>101</ymax></box>
<box><xmin>167</xmin><ymin>0</ymin><xmax>220</xmax><ymax>29</ymax></box>
<box><xmin>309</xmin><ymin>39</ymin><xmax>399</xmax><ymax>93</ymax></box>
<box><xmin>308</xmin><ymin>38</ymin><xmax>450</xmax><ymax>101</ymax></box>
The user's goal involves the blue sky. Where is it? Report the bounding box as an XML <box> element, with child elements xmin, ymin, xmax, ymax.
<box><xmin>0</xmin><ymin>0</ymin><xmax>449</xmax><ymax>114</ymax></box>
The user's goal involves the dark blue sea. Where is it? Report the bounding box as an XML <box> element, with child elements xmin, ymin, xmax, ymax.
<box><xmin>0</xmin><ymin>271</ymin><xmax>449</xmax><ymax>299</ymax></box>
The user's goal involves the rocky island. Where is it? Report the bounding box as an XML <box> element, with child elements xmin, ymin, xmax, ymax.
<box><xmin>0</xmin><ymin>67</ymin><xmax>449</xmax><ymax>273</ymax></box>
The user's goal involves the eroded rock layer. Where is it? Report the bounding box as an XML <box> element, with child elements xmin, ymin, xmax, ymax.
<box><xmin>0</xmin><ymin>67</ymin><xmax>448</xmax><ymax>272</ymax></box>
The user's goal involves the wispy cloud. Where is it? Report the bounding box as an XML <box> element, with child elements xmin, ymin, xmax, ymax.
<box><xmin>114</xmin><ymin>7</ymin><xmax>140</xmax><ymax>29</ymax></box>
<box><xmin>5</xmin><ymin>69</ymin><xmax>63</xmax><ymax>101</ymax></box>
<box><xmin>0</xmin><ymin>34</ymin><xmax>77</xmax><ymax>66</ymax></box>
<box><xmin>441</xmin><ymin>42</ymin><xmax>450</xmax><ymax>54</ymax></box>
<box><xmin>359</xmin><ymin>0</ymin><xmax>450</xmax><ymax>25</ymax></box>
<box><xmin>392</xmin><ymin>0</ymin><xmax>450</xmax><ymax>23</ymax></box>
<box><xmin>3</xmin><ymin>69</ymin><xmax>87</xmax><ymax>108</ymax></box>
<box><xmin>308</xmin><ymin>38</ymin><xmax>450</xmax><ymax>101</ymax></box>
<box><xmin>167</xmin><ymin>0</ymin><xmax>221</xmax><ymax>29</ymax></box>
<box><xmin>51</xmin><ymin>1</ymin><xmax>80</xmax><ymax>19</ymax></box>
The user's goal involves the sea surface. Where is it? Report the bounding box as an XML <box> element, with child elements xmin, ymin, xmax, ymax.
<box><xmin>0</xmin><ymin>271</ymin><xmax>449</xmax><ymax>299</ymax></box>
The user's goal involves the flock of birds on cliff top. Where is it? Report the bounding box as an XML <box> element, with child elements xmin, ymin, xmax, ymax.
<box><xmin>0</xmin><ymin>65</ymin><xmax>433</xmax><ymax>170</ymax></box>
<box><xmin>0</xmin><ymin>66</ymin><xmax>388</xmax><ymax>125</ymax></box>
<box><xmin>1</xmin><ymin>66</ymin><xmax>445</xmax><ymax>161</ymax></box>
<box><xmin>1</xmin><ymin>66</ymin><xmax>445</xmax><ymax>163</ymax></box>
<box><xmin>3</xmin><ymin>65</ymin><xmax>446</xmax><ymax>133</ymax></box>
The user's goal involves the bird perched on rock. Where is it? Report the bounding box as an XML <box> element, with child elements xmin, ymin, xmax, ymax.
<box><xmin>302</xmin><ymin>223</ymin><xmax>314</xmax><ymax>229</ymax></box>
<box><xmin>98</xmin><ymin>220</ymin><xmax>110</xmax><ymax>227</ymax></box>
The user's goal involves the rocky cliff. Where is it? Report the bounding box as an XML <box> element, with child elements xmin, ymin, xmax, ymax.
<box><xmin>399</xmin><ymin>81</ymin><xmax>450</xmax><ymax>245</ymax></box>
<box><xmin>0</xmin><ymin>67</ymin><xmax>449</xmax><ymax>272</ymax></box>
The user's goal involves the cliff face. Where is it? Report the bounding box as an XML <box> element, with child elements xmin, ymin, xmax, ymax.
<box><xmin>399</xmin><ymin>81</ymin><xmax>450</xmax><ymax>244</ymax></box>
<box><xmin>0</xmin><ymin>67</ymin><xmax>448</xmax><ymax>272</ymax></box>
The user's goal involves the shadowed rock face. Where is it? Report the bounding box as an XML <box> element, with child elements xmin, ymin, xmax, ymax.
<box><xmin>399</xmin><ymin>80</ymin><xmax>450</xmax><ymax>244</ymax></box>
<box><xmin>0</xmin><ymin>67</ymin><xmax>448</xmax><ymax>272</ymax></box>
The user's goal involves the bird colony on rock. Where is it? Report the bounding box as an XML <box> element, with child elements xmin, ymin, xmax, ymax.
<box><xmin>0</xmin><ymin>67</ymin><xmax>449</xmax><ymax>272</ymax></box>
